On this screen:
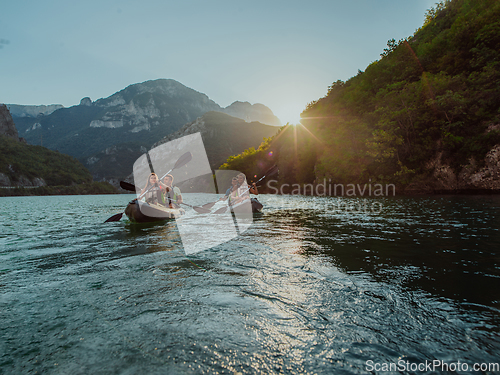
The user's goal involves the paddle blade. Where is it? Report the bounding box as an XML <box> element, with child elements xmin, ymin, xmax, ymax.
<box><xmin>173</xmin><ymin>151</ymin><xmax>192</xmax><ymax>170</ymax></box>
<box><xmin>120</xmin><ymin>181</ymin><xmax>136</xmax><ymax>192</ymax></box>
<box><xmin>201</xmin><ymin>201</ymin><xmax>217</xmax><ymax>209</ymax></box>
<box><xmin>105</xmin><ymin>212</ymin><xmax>123</xmax><ymax>222</ymax></box>
<box><xmin>213</xmin><ymin>206</ymin><xmax>228</xmax><ymax>215</ymax></box>
<box><xmin>192</xmin><ymin>206</ymin><xmax>212</xmax><ymax>214</ymax></box>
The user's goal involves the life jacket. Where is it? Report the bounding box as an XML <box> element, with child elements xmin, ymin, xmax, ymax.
<box><xmin>228</xmin><ymin>186</ymin><xmax>238</xmax><ymax>204</ymax></box>
<box><xmin>162</xmin><ymin>186</ymin><xmax>180</xmax><ymax>205</ymax></box>
<box><xmin>238</xmin><ymin>182</ymin><xmax>249</xmax><ymax>198</ymax></box>
<box><xmin>145</xmin><ymin>185</ymin><xmax>162</xmax><ymax>204</ymax></box>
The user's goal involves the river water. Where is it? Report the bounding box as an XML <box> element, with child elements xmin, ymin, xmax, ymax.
<box><xmin>1</xmin><ymin>194</ymin><xmax>499</xmax><ymax>374</ymax></box>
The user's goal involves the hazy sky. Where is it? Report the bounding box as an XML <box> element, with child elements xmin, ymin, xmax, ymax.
<box><xmin>1</xmin><ymin>0</ymin><xmax>436</xmax><ymax>124</ymax></box>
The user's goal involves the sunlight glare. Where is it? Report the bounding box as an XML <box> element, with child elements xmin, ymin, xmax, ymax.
<box><xmin>275</xmin><ymin>101</ymin><xmax>304</xmax><ymax>126</ymax></box>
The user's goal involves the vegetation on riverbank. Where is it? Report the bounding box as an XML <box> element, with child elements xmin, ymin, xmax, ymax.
<box><xmin>220</xmin><ymin>0</ymin><xmax>500</xmax><ymax>193</ymax></box>
<box><xmin>0</xmin><ymin>135</ymin><xmax>92</xmax><ymax>186</ymax></box>
<box><xmin>0</xmin><ymin>182</ymin><xmax>118</xmax><ymax>197</ymax></box>
<box><xmin>0</xmin><ymin>134</ymin><xmax>120</xmax><ymax>196</ymax></box>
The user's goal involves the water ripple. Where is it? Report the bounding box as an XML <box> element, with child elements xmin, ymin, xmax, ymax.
<box><xmin>0</xmin><ymin>194</ymin><xmax>499</xmax><ymax>373</ymax></box>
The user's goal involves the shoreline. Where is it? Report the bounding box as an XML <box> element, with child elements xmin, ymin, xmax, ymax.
<box><xmin>0</xmin><ymin>182</ymin><xmax>121</xmax><ymax>197</ymax></box>
<box><xmin>2</xmin><ymin>185</ymin><xmax>500</xmax><ymax>198</ymax></box>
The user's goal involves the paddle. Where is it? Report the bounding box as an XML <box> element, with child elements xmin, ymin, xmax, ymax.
<box><xmin>105</xmin><ymin>152</ymin><xmax>193</xmax><ymax>222</ymax></box>
<box><xmin>105</xmin><ymin>211</ymin><xmax>127</xmax><ymax>222</ymax></box>
<box><xmin>213</xmin><ymin>165</ymin><xmax>279</xmax><ymax>214</ymax></box>
<box><xmin>179</xmin><ymin>202</ymin><xmax>211</xmax><ymax>214</ymax></box>
<box><xmin>119</xmin><ymin>181</ymin><xmax>212</xmax><ymax>214</ymax></box>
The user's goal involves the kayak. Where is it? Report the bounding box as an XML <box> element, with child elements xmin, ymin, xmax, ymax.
<box><xmin>124</xmin><ymin>199</ymin><xmax>185</xmax><ymax>223</ymax></box>
<box><xmin>229</xmin><ymin>198</ymin><xmax>263</xmax><ymax>214</ymax></box>
<box><xmin>251</xmin><ymin>198</ymin><xmax>264</xmax><ymax>213</ymax></box>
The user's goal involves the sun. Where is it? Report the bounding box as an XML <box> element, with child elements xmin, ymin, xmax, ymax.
<box><xmin>279</xmin><ymin>108</ymin><xmax>303</xmax><ymax>126</ymax></box>
<box><xmin>287</xmin><ymin>115</ymin><xmax>303</xmax><ymax>126</ymax></box>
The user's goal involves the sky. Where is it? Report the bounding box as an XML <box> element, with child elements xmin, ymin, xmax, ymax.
<box><xmin>0</xmin><ymin>0</ymin><xmax>437</xmax><ymax>125</ymax></box>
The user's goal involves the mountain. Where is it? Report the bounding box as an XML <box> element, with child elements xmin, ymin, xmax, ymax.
<box><xmin>0</xmin><ymin>105</ymin><xmax>93</xmax><ymax>187</ymax></box>
<box><xmin>219</xmin><ymin>0</ymin><xmax>500</xmax><ymax>194</ymax></box>
<box><xmin>152</xmin><ymin>111</ymin><xmax>280</xmax><ymax>170</ymax></box>
<box><xmin>6</xmin><ymin>104</ymin><xmax>64</xmax><ymax>118</ymax></box>
<box><xmin>12</xmin><ymin>79</ymin><xmax>222</xmax><ymax>160</ymax></box>
<box><xmin>221</xmin><ymin>101</ymin><xmax>281</xmax><ymax>126</ymax></box>
<box><xmin>0</xmin><ymin>104</ymin><xmax>19</xmax><ymax>141</ymax></box>
<box><xmin>9</xmin><ymin>79</ymin><xmax>281</xmax><ymax>183</ymax></box>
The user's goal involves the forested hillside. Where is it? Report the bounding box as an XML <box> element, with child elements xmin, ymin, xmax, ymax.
<box><xmin>221</xmin><ymin>0</ymin><xmax>500</xmax><ymax>193</ymax></box>
<box><xmin>0</xmin><ymin>135</ymin><xmax>92</xmax><ymax>186</ymax></box>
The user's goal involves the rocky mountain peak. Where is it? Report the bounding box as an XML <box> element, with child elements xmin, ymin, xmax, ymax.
<box><xmin>95</xmin><ymin>79</ymin><xmax>220</xmax><ymax>109</ymax></box>
<box><xmin>0</xmin><ymin>104</ymin><xmax>19</xmax><ymax>141</ymax></box>
<box><xmin>222</xmin><ymin>101</ymin><xmax>281</xmax><ymax>126</ymax></box>
<box><xmin>6</xmin><ymin>104</ymin><xmax>64</xmax><ymax>118</ymax></box>
<box><xmin>80</xmin><ymin>97</ymin><xmax>92</xmax><ymax>106</ymax></box>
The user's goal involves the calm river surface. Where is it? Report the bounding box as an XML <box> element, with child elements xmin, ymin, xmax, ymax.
<box><xmin>1</xmin><ymin>194</ymin><xmax>499</xmax><ymax>374</ymax></box>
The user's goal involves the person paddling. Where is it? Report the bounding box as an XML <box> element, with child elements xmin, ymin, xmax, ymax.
<box><xmin>219</xmin><ymin>176</ymin><xmax>240</xmax><ymax>204</ymax></box>
<box><xmin>161</xmin><ymin>174</ymin><xmax>183</xmax><ymax>209</ymax></box>
<box><xmin>140</xmin><ymin>173</ymin><xmax>164</xmax><ymax>204</ymax></box>
<box><xmin>231</xmin><ymin>173</ymin><xmax>258</xmax><ymax>205</ymax></box>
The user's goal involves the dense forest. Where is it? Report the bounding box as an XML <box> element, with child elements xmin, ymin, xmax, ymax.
<box><xmin>0</xmin><ymin>135</ymin><xmax>92</xmax><ymax>186</ymax></box>
<box><xmin>0</xmin><ymin>134</ymin><xmax>119</xmax><ymax>195</ymax></box>
<box><xmin>220</xmin><ymin>0</ymin><xmax>500</xmax><ymax>194</ymax></box>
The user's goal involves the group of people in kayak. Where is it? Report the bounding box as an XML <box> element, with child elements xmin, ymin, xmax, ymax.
<box><xmin>140</xmin><ymin>173</ymin><xmax>182</xmax><ymax>208</ymax></box>
<box><xmin>219</xmin><ymin>173</ymin><xmax>258</xmax><ymax>206</ymax></box>
<box><xmin>140</xmin><ymin>172</ymin><xmax>258</xmax><ymax>209</ymax></box>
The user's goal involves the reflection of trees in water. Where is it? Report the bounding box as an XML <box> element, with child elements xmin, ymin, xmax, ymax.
<box><xmin>263</xmin><ymin>198</ymin><xmax>500</xmax><ymax>308</ymax></box>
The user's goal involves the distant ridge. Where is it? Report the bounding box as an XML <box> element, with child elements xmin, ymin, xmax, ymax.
<box><xmin>7</xmin><ymin>104</ymin><xmax>64</xmax><ymax>118</ymax></box>
<box><xmin>7</xmin><ymin>79</ymin><xmax>281</xmax><ymax>183</ymax></box>
<box><xmin>153</xmin><ymin>111</ymin><xmax>279</xmax><ymax>169</ymax></box>
<box><xmin>221</xmin><ymin>101</ymin><xmax>281</xmax><ymax>126</ymax></box>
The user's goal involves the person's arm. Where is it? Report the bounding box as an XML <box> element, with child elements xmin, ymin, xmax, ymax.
<box><xmin>219</xmin><ymin>187</ymin><xmax>231</xmax><ymax>201</ymax></box>
<box><xmin>249</xmin><ymin>183</ymin><xmax>258</xmax><ymax>195</ymax></box>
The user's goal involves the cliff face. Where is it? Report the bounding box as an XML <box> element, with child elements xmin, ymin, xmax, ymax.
<box><xmin>405</xmin><ymin>139</ymin><xmax>500</xmax><ymax>193</ymax></box>
<box><xmin>0</xmin><ymin>104</ymin><xmax>19</xmax><ymax>141</ymax></box>
<box><xmin>295</xmin><ymin>0</ymin><xmax>500</xmax><ymax>194</ymax></box>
